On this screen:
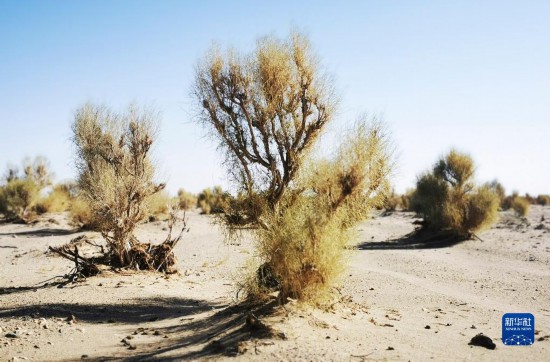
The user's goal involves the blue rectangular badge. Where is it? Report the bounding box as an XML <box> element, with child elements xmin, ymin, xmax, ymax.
<box><xmin>502</xmin><ymin>313</ymin><xmax>535</xmax><ymax>346</ymax></box>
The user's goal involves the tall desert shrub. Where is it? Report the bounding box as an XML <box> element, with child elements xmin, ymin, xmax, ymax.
<box><xmin>411</xmin><ymin>150</ymin><xmax>499</xmax><ymax>236</ymax></box>
<box><xmin>194</xmin><ymin>31</ymin><xmax>392</xmax><ymax>301</ymax></box>
<box><xmin>72</xmin><ymin>103</ymin><xmax>182</xmax><ymax>270</ymax></box>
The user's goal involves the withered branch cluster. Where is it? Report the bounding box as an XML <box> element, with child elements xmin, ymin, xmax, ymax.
<box><xmin>194</xmin><ymin>33</ymin><xmax>337</xmax><ymax>215</ymax></box>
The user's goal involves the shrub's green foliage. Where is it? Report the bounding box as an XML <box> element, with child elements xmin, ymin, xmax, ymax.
<box><xmin>197</xmin><ymin>186</ymin><xmax>229</xmax><ymax>214</ymax></box>
<box><xmin>72</xmin><ymin>103</ymin><xmax>167</xmax><ymax>267</ymax></box>
<box><xmin>177</xmin><ymin>189</ymin><xmax>197</xmax><ymax>210</ymax></box>
<box><xmin>512</xmin><ymin>197</ymin><xmax>530</xmax><ymax>217</ymax></box>
<box><xmin>411</xmin><ymin>150</ymin><xmax>499</xmax><ymax>236</ymax></box>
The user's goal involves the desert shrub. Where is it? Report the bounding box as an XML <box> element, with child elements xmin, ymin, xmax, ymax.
<box><xmin>197</xmin><ymin>186</ymin><xmax>229</xmax><ymax>214</ymax></box>
<box><xmin>511</xmin><ymin>197</ymin><xmax>530</xmax><ymax>217</ymax></box>
<box><xmin>485</xmin><ymin>180</ymin><xmax>506</xmax><ymax>209</ymax></box>
<box><xmin>400</xmin><ymin>189</ymin><xmax>415</xmax><ymax>211</ymax></box>
<box><xmin>22</xmin><ymin>156</ymin><xmax>52</xmax><ymax>188</ymax></box>
<box><xmin>536</xmin><ymin>194</ymin><xmax>550</xmax><ymax>206</ymax></box>
<box><xmin>384</xmin><ymin>189</ymin><xmax>401</xmax><ymax>212</ymax></box>
<box><xmin>194</xmin><ymin>31</ymin><xmax>392</xmax><ymax>302</ymax></box>
<box><xmin>0</xmin><ymin>156</ymin><xmax>53</xmax><ymax>222</ymax></box>
<box><xmin>524</xmin><ymin>193</ymin><xmax>536</xmax><ymax>205</ymax></box>
<box><xmin>146</xmin><ymin>190</ymin><xmax>173</xmax><ymax>221</ymax></box>
<box><xmin>411</xmin><ymin>150</ymin><xmax>499</xmax><ymax>236</ymax></box>
<box><xmin>71</xmin><ymin>103</ymin><xmax>183</xmax><ymax>270</ymax></box>
<box><xmin>501</xmin><ymin>191</ymin><xmax>518</xmax><ymax>211</ymax></box>
<box><xmin>34</xmin><ymin>183</ymin><xmax>73</xmax><ymax>214</ymax></box>
<box><xmin>253</xmin><ymin>121</ymin><xmax>391</xmax><ymax>300</ymax></box>
<box><xmin>0</xmin><ymin>179</ymin><xmax>39</xmax><ymax>222</ymax></box>
<box><xmin>69</xmin><ymin>196</ymin><xmax>100</xmax><ymax>229</ymax></box>
<box><xmin>177</xmin><ymin>188</ymin><xmax>197</xmax><ymax>210</ymax></box>
<box><xmin>3</xmin><ymin>163</ymin><xmax>19</xmax><ymax>184</ymax></box>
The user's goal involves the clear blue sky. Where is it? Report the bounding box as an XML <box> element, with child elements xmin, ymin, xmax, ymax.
<box><xmin>1</xmin><ymin>1</ymin><xmax>549</xmax><ymax>195</ymax></box>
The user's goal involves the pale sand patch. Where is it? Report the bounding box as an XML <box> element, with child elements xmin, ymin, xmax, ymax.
<box><xmin>0</xmin><ymin>207</ymin><xmax>548</xmax><ymax>361</ymax></box>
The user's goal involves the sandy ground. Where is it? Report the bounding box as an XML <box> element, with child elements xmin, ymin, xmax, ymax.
<box><xmin>0</xmin><ymin>207</ymin><xmax>549</xmax><ymax>361</ymax></box>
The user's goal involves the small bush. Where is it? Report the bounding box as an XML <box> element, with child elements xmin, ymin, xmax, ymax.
<box><xmin>384</xmin><ymin>190</ymin><xmax>401</xmax><ymax>212</ymax></box>
<box><xmin>536</xmin><ymin>194</ymin><xmax>550</xmax><ymax>206</ymax></box>
<box><xmin>0</xmin><ymin>156</ymin><xmax>53</xmax><ymax>222</ymax></box>
<box><xmin>400</xmin><ymin>189</ymin><xmax>415</xmax><ymax>211</ymax></box>
<box><xmin>485</xmin><ymin>180</ymin><xmax>506</xmax><ymax>209</ymax></box>
<box><xmin>512</xmin><ymin>197</ymin><xmax>530</xmax><ymax>217</ymax></box>
<box><xmin>177</xmin><ymin>189</ymin><xmax>197</xmax><ymax>210</ymax></box>
<box><xmin>34</xmin><ymin>183</ymin><xmax>73</xmax><ymax>214</ymax></box>
<box><xmin>411</xmin><ymin>150</ymin><xmax>499</xmax><ymax>236</ymax></box>
<box><xmin>197</xmin><ymin>186</ymin><xmax>229</xmax><ymax>214</ymax></box>
<box><xmin>69</xmin><ymin>196</ymin><xmax>100</xmax><ymax>229</ymax></box>
<box><xmin>146</xmin><ymin>190</ymin><xmax>173</xmax><ymax>221</ymax></box>
<box><xmin>383</xmin><ymin>189</ymin><xmax>415</xmax><ymax>212</ymax></box>
<box><xmin>0</xmin><ymin>179</ymin><xmax>39</xmax><ymax>222</ymax></box>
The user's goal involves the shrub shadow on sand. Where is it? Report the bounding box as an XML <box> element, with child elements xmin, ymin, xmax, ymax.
<box><xmin>0</xmin><ymin>297</ymin><xmax>215</xmax><ymax>324</ymax></box>
<box><xmin>94</xmin><ymin>299</ymin><xmax>283</xmax><ymax>361</ymax></box>
<box><xmin>357</xmin><ymin>230</ymin><xmax>467</xmax><ymax>250</ymax></box>
<box><xmin>0</xmin><ymin>228</ymin><xmax>81</xmax><ymax>237</ymax></box>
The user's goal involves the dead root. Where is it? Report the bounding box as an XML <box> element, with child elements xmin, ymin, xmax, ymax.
<box><xmin>48</xmin><ymin>244</ymin><xmax>101</xmax><ymax>280</ymax></box>
<box><xmin>50</xmin><ymin>210</ymin><xmax>189</xmax><ymax>277</ymax></box>
<box><xmin>128</xmin><ymin>241</ymin><xmax>178</xmax><ymax>273</ymax></box>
